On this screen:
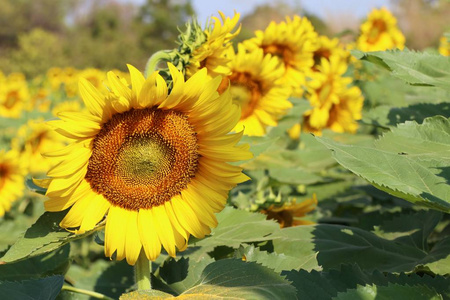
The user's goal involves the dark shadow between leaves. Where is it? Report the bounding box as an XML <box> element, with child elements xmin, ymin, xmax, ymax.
<box><xmin>93</xmin><ymin>260</ymin><xmax>134</xmax><ymax>299</ymax></box>
<box><xmin>387</xmin><ymin>102</ymin><xmax>450</xmax><ymax>126</ymax></box>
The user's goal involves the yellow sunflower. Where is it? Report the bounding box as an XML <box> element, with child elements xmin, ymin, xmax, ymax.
<box><xmin>302</xmin><ymin>56</ymin><xmax>363</xmax><ymax>134</ymax></box>
<box><xmin>244</xmin><ymin>15</ymin><xmax>319</xmax><ymax>96</ymax></box>
<box><xmin>262</xmin><ymin>194</ymin><xmax>317</xmax><ymax>228</ymax></box>
<box><xmin>312</xmin><ymin>35</ymin><xmax>349</xmax><ymax>72</ymax></box>
<box><xmin>218</xmin><ymin>45</ymin><xmax>292</xmax><ymax>136</ymax></box>
<box><xmin>51</xmin><ymin>100</ymin><xmax>83</xmax><ymax>117</ymax></box>
<box><xmin>62</xmin><ymin>67</ymin><xmax>79</xmax><ymax>97</ymax></box>
<box><xmin>186</xmin><ymin>11</ymin><xmax>241</xmax><ymax>79</ymax></box>
<box><xmin>38</xmin><ymin>64</ymin><xmax>251</xmax><ymax>265</ymax></box>
<box><xmin>356</xmin><ymin>7</ymin><xmax>405</xmax><ymax>52</ymax></box>
<box><xmin>0</xmin><ymin>72</ymin><xmax>29</xmax><ymax>119</ymax></box>
<box><xmin>46</xmin><ymin>67</ymin><xmax>64</xmax><ymax>91</ymax></box>
<box><xmin>12</xmin><ymin>118</ymin><xmax>69</xmax><ymax>175</ymax></box>
<box><xmin>0</xmin><ymin>150</ymin><xmax>26</xmax><ymax>217</ymax></box>
<box><xmin>438</xmin><ymin>35</ymin><xmax>450</xmax><ymax>56</ymax></box>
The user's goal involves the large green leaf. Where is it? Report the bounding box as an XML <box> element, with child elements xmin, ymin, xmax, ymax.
<box><xmin>191</xmin><ymin>206</ymin><xmax>279</xmax><ymax>248</ymax></box>
<box><xmin>65</xmin><ymin>259</ymin><xmax>134</xmax><ymax>300</ymax></box>
<box><xmin>363</xmin><ymin>102</ymin><xmax>450</xmax><ymax>128</ymax></box>
<box><xmin>0</xmin><ymin>276</ymin><xmax>64</xmax><ymax>300</ymax></box>
<box><xmin>1</xmin><ymin>210</ymin><xmax>104</xmax><ymax>263</ymax></box>
<box><xmin>0</xmin><ymin>244</ymin><xmax>69</xmax><ymax>281</ymax></box>
<box><xmin>371</xmin><ymin>210</ymin><xmax>442</xmax><ymax>250</ymax></box>
<box><xmin>123</xmin><ymin>259</ymin><xmax>296</xmax><ymax>299</ymax></box>
<box><xmin>236</xmin><ymin>245</ymin><xmax>320</xmax><ymax>273</ymax></box>
<box><xmin>334</xmin><ymin>283</ymin><xmax>442</xmax><ymax>300</ymax></box>
<box><xmin>271</xmin><ymin>224</ymin><xmax>427</xmax><ymax>273</ymax></box>
<box><xmin>353</xmin><ymin>49</ymin><xmax>450</xmax><ymax>90</ymax></box>
<box><xmin>284</xmin><ymin>264</ymin><xmax>450</xmax><ymax>300</ymax></box>
<box><xmin>316</xmin><ymin>116</ymin><xmax>450</xmax><ymax>212</ymax></box>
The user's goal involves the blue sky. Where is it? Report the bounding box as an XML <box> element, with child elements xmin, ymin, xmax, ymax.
<box><xmin>190</xmin><ymin>0</ymin><xmax>391</xmax><ymax>23</ymax></box>
<box><xmin>125</xmin><ymin>0</ymin><xmax>392</xmax><ymax>24</ymax></box>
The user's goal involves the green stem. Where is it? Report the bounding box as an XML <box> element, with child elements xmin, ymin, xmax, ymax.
<box><xmin>61</xmin><ymin>285</ymin><xmax>114</xmax><ymax>300</ymax></box>
<box><xmin>144</xmin><ymin>50</ymin><xmax>172</xmax><ymax>77</ymax></box>
<box><xmin>135</xmin><ymin>249</ymin><xmax>152</xmax><ymax>291</ymax></box>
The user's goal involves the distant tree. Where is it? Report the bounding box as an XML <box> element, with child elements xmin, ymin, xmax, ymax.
<box><xmin>136</xmin><ymin>0</ymin><xmax>195</xmax><ymax>54</ymax></box>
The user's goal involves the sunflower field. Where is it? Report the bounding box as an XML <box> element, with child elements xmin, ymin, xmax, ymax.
<box><xmin>0</xmin><ymin>4</ymin><xmax>450</xmax><ymax>300</ymax></box>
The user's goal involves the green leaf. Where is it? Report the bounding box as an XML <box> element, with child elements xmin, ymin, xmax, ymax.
<box><xmin>157</xmin><ymin>256</ymin><xmax>214</xmax><ymax>295</ymax></box>
<box><xmin>191</xmin><ymin>206</ymin><xmax>279</xmax><ymax>248</ymax></box>
<box><xmin>65</xmin><ymin>259</ymin><xmax>134</xmax><ymax>300</ymax></box>
<box><xmin>272</xmin><ymin>224</ymin><xmax>426</xmax><ymax>273</ymax></box>
<box><xmin>0</xmin><ymin>276</ymin><xmax>64</xmax><ymax>300</ymax></box>
<box><xmin>419</xmin><ymin>236</ymin><xmax>450</xmax><ymax>275</ymax></box>
<box><xmin>120</xmin><ymin>290</ymin><xmax>174</xmax><ymax>299</ymax></box>
<box><xmin>363</xmin><ymin>102</ymin><xmax>450</xmax><ymax>128</ymax></box>
<box><xmin>372</xmin><ymin>210</ymin><xmax>442</xmax><ymax>250</ymax></box>
<box><xmin>333</xmin><ymin>283</ymin><xmax>442</xmax><ymax>300</ymax></box>
<box><xmin>124</xmin><ymin>259</ymin><xmax>296</xmax><ymax>299</ymax></box>
<box><xmin>1</xmin><ymin>211</ymin><xmax>104</xmax><ymax>263</ymax></box>
<box><xmin>236</xmin><ymin>245</ymin><xmax>320</xmax><ymax>273</ymax></box>
<box><xmin>316</xmin><ymin>116</ymin><xmax>450</xmax><ymax>212</ymax></box>
<box><xmin>353</xmin><ymin>49</ymin><xmax>450</xmax><ymax>90</ymax></box>
<box><xmin>0</xmin><ymin>244</ymin><xmax>69</xmax><ymax>281</ymax></box>
<box><xmin>284</xmin><ymin>264</ymin><xmax>450</xmax><ymax>300</ymax></box>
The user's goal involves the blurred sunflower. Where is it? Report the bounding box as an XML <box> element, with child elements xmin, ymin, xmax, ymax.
<box><xmin>184</xmin><ymin>11</ymin><xmax>240</xmax><ymax>79</ymax></box>
<box><xmin>218</xmin><ymin>45</ymin><xmax>292</xmax><ymax>136</ymax></box>
<box><xmin>0</xmin><ymin>150</ymin><xmax>26</xmax><ymax>217</ymax></box>
<box><xmin>302</xmin><ymin>57</ymin><xmax>363</xmax><ymax>135</ymax></box>
<box><xmin>312</xmin><ymin>35</ymin><xmax>349</xmax><ymax>72</ymax></box>
<box><xmin>356</xmin><ymin>7</ymin><xmax>405</xmax><ymax>52</ymax></box>
<box><xmin>438</xmin><ymin>35</ymin><xmax>450</xmax><ymax>56</ymax></box>
<box><xmin>51</xmin><ymin>100</ymin><xmax>83</xmax><ymax>117</ymax></box>
<box><xmin>61</xmin><ymin>67</ymin><xmax>79</xmax><ymax>97</ymax></box>
<box><xmin>262</xmin><ymin>194</ymin><xmax>317</xmax><ymax>228</ymax></box>
<box><xmin>12</xmin><ymin>118</ymin><xmax>69</xmax><ymax>175</ymax></box>
<box><xmin>0</xmin><ymin>72</ymin><xmax>29</xmax><ymax>119</ymax></box>
<box><xmin>38</xmin><ymin>64</ymin><xmax>251</xmax><ymax>265</ymax></box>
<box><xmin>244</xmin><ymin>15</ymin><xmax>318</xmax><ymax>96</ymax></box>
<box><xmin>46</xmin><ymin>67</ymin><xmax>64</xmax><ymax>91</ymax></box>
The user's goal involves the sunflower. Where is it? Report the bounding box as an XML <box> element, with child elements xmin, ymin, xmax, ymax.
<box><xmin>0</xmin><ymin>72</ymin><xmax>29</xmax><ymax>119</ymax></box>
<box><xmin>262</xmin><ymin>194</ymin><xmax>317</xmax><ymax>228</ymax></box>
<box><xmin>302</xmin><ymin>56</ymin><xmax>363</xmax><ymax>134</ymax></box>
<box><xmin>12</xmin><ymin>118</ymin><xmax>69</xmax><ymax>175</ymax></box>
<box><xmin>185</xmin><ymin>12</ymin><xmax>240</xmax><ymax>79</ymax></box>
<box><xmin>312</xmin><ymin>35</ymin><xmax>349</xmax><ymax>72</ymax></box>
<box><xmin>0</xmin><ymin>150</ymin><xmax>26</xmax><ymax>217</ymax></box>
<box><xmin>244</xmin><ymin>15</ymin><xmax>318</xmax><ymax>96</ymax></box>
<box><xmin>38</xmin><ymin>64</ymin><xmax>251</xmax><ymax>265</ymax></box>
<box><xmin>51</xmin><ymin>100</ymin><xmax>83</xmax><ymax>117</ymax></box>
<box><xmin>218</xmin><ymin>45</ymin><xmax>292</xmax><ymax>136</ymax></box>
<box><xmin>356</xmin><ymin>7</ymin><xmax>405</xmax><ymax>52</ymax></box>
<box><xmin>438</xmin><ymin>35</ymin><xmax>450</xmax><ymax>56</ymax></box>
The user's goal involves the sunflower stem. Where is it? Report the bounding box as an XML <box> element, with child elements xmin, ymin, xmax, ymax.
<box><xmin>135</xmin><ymin>249</ymin><xmax>152</xmax><ymax>291</ymax></box>
<box><xmin>144</xmin><ymin>50</ymin><xmax>172</xmax><ymax>77</ymax></box>
<box><xmin>61</xmin><ymin>285</ymin><xmax>114</xmax><ymax>300</ymax></box>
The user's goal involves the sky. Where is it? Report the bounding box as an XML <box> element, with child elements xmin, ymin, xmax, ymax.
<box><xmin>124</xmin><ymin>0</ymin><xmax>392</xmax><ymax>24</ymax></box>
<box><xmin>190</xmin><ymin>0</ymin><xmax>391</xmax><ymax>24</ymax></box>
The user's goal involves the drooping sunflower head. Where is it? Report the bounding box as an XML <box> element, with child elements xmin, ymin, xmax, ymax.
<box><xmin>243</xmin><ymin>15</ymin><xmax>319</xmax><ymax>95</ymax></box>
<box><xmin>40</xmin><ymin>64</ymin><xmax>252</xmax><ymax>265</ymax></box>
<box><xmin>185</xmin><ymin>11</ymin><xmax>241</xmax><ymax>79</ymax></box>
<box><xmin>0</xmin><ymin>149</ymin><xmax>26</xmax><ymax>217</ymax></box>
<box><xmin>262</xmin><ymin>194</ymin><xmax>317</xmax><ymax>228</ymax></box>
<box><xmin>356</xmin><ymin>7</ymin><xmax>405</xmax><ymax>52</ymax></box>
<box><xmin>218</xmin><ymin>44</ymin><xmax>292</xmax><ymax>136</ymax></box>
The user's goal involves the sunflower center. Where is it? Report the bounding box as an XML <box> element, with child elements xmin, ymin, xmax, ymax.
<box><xmin>263</xmin><ymin>44</ymin><xmax>294</xmax><ymax>66</ymax></box>
<box><xmin>85</xmin><ymin>107</ymin><xmax>198</xmax><ymax>211</ymax></box>
<box><xmin>227</xmin><ymin>72</ymin><xmax>262</xmax><ymax>119</ymax></box>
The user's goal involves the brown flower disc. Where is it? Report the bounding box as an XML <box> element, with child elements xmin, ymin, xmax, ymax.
<box><xmin>85</xmin><ymin>107</ymin><xmax>198</xmax><ymax>210</ymax></box>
